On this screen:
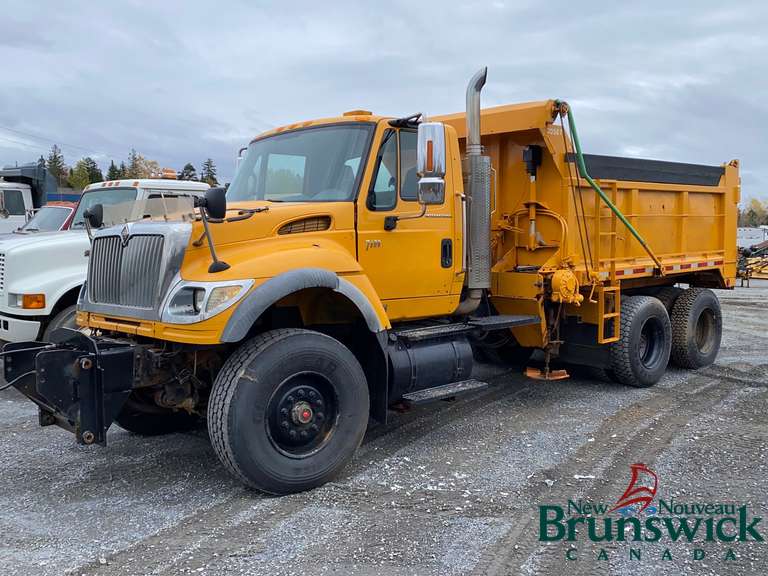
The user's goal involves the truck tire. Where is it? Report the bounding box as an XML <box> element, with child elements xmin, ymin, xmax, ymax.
<box><xmin>609</xmin><ymin>295</ymin><xmax>671</xmax><ymax>388</ymax></box>
<box><xmin>670</xmin><ymin>288</ymin><xmax>722</xmax><ymax>369</ymax></box>
<box><xmin>208</xmin><ymin>329</ymin><xmax>369</xmax><ymax>494</ymax></box>
<box><xmin>653</xmin><ymin>286</ymin><xmax>683</xmax><ymax>312</ymax></box>
<box><xmin>42</xmin><ymin>304</ymin><xmax>78</xmax><ymax>341</ymax></box>
<box><xmin>115</xmin><ymin>395</ymin><xmax>202</xmax><ymax>436</ymax></box>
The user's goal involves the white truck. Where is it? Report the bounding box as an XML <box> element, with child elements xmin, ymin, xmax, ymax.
<box><xmin>0</xmin><ymin>164</ymin><xmax>77</xmax><ymax>234</ymax></box>
<box><xmin>0</xmin><ymin>179</ymin><xmax>209</xmax><ymax>342</ymax></box>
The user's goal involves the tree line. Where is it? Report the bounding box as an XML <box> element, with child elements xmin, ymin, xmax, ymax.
<box><xmin>738</xmin><ymin>198</ymin><xmax>768</xmax><ymax>228</ymax></box>
<box><xmin>43</xmin><ymin>145</ymin><xmax>219</xmax><ymax>190</ymax></box>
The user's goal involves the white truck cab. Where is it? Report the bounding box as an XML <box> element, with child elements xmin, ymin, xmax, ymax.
<box><xmin>0</xmin><ymin>179</ymin><xmax>209</xmax><ymax>342</ymax></box>
<box><xmin>0</xmin><ymin>180</ymin><xmax>35</xmax><ymax>233</ymax></box>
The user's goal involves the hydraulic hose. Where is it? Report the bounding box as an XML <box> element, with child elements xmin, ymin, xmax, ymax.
<box><xmin>562</xmin><ymin>104</ymin><xmax>664</xmax><ymax>274</ymax></box>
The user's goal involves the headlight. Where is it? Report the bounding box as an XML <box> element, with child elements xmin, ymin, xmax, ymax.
<box><xmin>162</xmin><ymin>279</ymin><xmax>253</xmax><ymax>324</ymax></box>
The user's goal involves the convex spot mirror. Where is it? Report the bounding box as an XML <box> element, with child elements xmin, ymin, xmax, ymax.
<box><xmin>199</xmin><ymin>187</ymin><xmax>227</xmax><ymax>220</ymax></box>
<box><xmin>84</xmin><ymin>203</ymin><xmax>103</xmax><ymax>229</ymax></box>
<box><xmin>416</xmin><ymin>122</ymin><xmax>446</xmax><ymax>205</ymax></box>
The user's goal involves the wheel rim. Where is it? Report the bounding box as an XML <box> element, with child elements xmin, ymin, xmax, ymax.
<box><xmin>695</xmin><ymin>308</ymin><xmax>716</xmax><ymax>355</ymax></box>
<box><xmin>638</xmin><ymin>317</ymin><xmax>664</xmax><ymax>369</ymax></box>
<box><xmin>265</xmin><ymin>371</ymin><xmax>338</xmax><ymax>458</ymax></box>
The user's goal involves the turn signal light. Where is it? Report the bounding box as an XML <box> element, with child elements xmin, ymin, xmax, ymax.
<box><xmin>22</xmin><ymin>294</ymin><xmax>46</xmax><ymax>309</ymax></box>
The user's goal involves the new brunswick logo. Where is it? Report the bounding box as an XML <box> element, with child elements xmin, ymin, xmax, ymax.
<box><xmin>538</xmin><ymin>463</ymin><xmax>763</xmax><ymax>563</ymax></box>
<box><xmin>608</xmin><ymin>462</ymin><xmax>658</xmax><ymax>515</ymax></box>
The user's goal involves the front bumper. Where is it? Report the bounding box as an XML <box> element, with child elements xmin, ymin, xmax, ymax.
<box><xmin>3</xmin><ymin>328</ymin><xmax>135</xmax><ymax>445</ymax></box>
<box><xmin>0</xmin><ymin>313</ymin><xmax>42</xmax><ymax>342</ymax></box>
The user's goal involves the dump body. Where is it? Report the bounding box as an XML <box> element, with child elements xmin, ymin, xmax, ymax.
<box><xmin>439</xmin><ymin>101</ymin><xmax>738</xmax><ymax>346</ymax></box>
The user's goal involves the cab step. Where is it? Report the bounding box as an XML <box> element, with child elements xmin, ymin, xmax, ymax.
<box><xmin>401</xmin><ymin>379</ymin><xmax>489</xmax><ymax>404</ymax></box>
<box><xmin>395</xmin><ymin>314</ymin><xmax>538</xmax><ymax>342</ymax></box>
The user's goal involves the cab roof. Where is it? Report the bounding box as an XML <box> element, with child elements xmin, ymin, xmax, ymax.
<box><xmin>84</xmin><ymin>179</ymin><xmax>210</xmax><ymax>192</ymax></box>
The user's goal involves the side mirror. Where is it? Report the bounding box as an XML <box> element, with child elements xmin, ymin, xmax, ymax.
<box><xmin>235</xmin><ymin>146</ymin><xmax>247</xmax><ymax>171</ymax></box>
<box><xmin>84</xmin><ymin>204</ymin><xmax>103</xmax><ymax>229</ymax></box>
<box><xmin>202</xmin><ymin>187</ymin><xmax>227</xmax><ymax>220</ymax></box>
<box><xmin>0</xmin><ymin>193</ymin><xmax>7</xmax><ymax>219</ymax></box>
<box><xmin>416</xmin><ymin>122</ymin><xmax>446</xmax><ymax>205</ymax></box>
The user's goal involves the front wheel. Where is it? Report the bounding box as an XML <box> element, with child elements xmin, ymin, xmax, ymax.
<box><xmin>609</xmin><ymin>296</ymin><xmax>671</xmax><ymax>387</ymax></box>
<box><xmin>208</xmin><ymin>329</ymin><xmax>369</xmax><ymax>494</ymax></box>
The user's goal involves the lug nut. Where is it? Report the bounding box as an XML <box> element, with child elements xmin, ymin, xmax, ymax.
<box><xmin>289</xmin><ymin>430</ymin><xmax>297</xmax><ymax>439</ymax></box>
<box><xmin>316</xmin><ymin>412</ymin><xmax>324</xmax><ymax>421</ymax></box>
<box><xmin>297</xmin><ymin>389</ymin><xmax>305</xmax><ymax>397</ymax></box>
<box><xmin>281</xmin><ymin>420</ymin><xmax>289</xmax><ymax>429</ymax></box>
<box><xmin>286</xmin><ymin>395</ymin><xmax>294</xmax><ymax>404</ymax></box>
<box><xmin>280</xmin><ymin>408</ymin><xmax>288</xmax><ymax>416</ymax></box>
<box><xmin>308</xmin><ymin>390</ymin><xmax>316</xmax><ymax>399</ymax></box>
<box><xmin>300</xmin><ymin>430</ymin><xmax>308</xmax><ymax>439</ymax></box>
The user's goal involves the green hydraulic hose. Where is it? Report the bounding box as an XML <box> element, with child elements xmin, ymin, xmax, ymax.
<box><xmin>563</xmin><ymin>105</ymin><xmax>664</xmax><ymax>274</ymax></box>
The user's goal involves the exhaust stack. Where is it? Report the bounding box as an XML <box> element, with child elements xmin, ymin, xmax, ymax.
<box><xmin>464</xmin><ymin>67</ymin><xmax>491</xmax><ymax>292</ymax></box>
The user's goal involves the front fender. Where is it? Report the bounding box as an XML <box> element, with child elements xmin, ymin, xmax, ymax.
<box><xmin>220</xmin><ymin>268</ymin><xmax>389</xmax><ymax>343</ymax></box>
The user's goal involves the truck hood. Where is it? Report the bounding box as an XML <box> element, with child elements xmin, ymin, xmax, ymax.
<box><xmin>193</xmin><ymin>201</ymin><xmax>354</xmax><ymax>248</ymax></box>
<box><xmin>0</xmin><ymin>229</ymin><xmax>87</xmax><ymax>252</ymax></box>
<box><xmin>0</xmin><ymin>229</ymin><xmax>90</xmax><ymax>315</ymax></box>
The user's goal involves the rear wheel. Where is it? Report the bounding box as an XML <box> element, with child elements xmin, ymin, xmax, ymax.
<box><xmin>653</xmin><ymin>286</ymin><xmax>683</xmax><ymax>312</ymax></box>
<box><xmin>208</xmin><ymin>329</ymin><xmax>369</xmax><ymax>494</ymax></box>
<box><xmin>670</xmin><ymin>288</ymin><xmax>722</xmax><ymax>369</ymax></box>
<box><xmin>609</xmin><ymin>296</ymin><xmax>671</xmax><ymax>387</ymax></box>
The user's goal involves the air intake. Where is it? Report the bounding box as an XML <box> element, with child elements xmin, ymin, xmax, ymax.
<box><xmin>278</xmin><ymin>216</ymin><xmax>331</xmax><ymax>235</ymax></box>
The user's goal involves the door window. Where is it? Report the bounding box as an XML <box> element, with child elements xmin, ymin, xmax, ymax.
<box><xmin>367</xmin><ymin>130</ymin><xmax>397</xmax><ymax>211</ymax></box>
<box><xmin>2</xmin><ymin>189</ymin><xmax>25</xmax><ymax>215</ymax></box>
<box><xmin>399</xmin><ymin>131</ymin><xmax>418</xmax><ymax>201</ymax></box>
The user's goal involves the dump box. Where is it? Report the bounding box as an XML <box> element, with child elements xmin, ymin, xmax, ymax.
<box><xmin>440</xmin><ymin>101</ymin><xmax>738</xmax><ymax>349</ymax></box>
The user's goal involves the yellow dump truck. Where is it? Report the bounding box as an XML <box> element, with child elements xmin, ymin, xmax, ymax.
<box><xmin>4</xmin><ymin>68</ymin><xmax>738</xmax><ymax>494</ymax></box>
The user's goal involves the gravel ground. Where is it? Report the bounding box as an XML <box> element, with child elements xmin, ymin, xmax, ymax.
<box><xmin>0</xmin><ymin>283</ymin><xmax>766</xmax><ymax>575</ymax></box>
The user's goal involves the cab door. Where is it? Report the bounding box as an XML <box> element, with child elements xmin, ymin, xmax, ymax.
<box><xmin>356</xmin><ymin>127</ymin><xmax>457</xmax><ymax>319</ymax></box>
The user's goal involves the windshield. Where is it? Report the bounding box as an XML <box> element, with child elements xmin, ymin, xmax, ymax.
<box><xmin>71</xmin><ymin>188</ymin><xmax>138</xmax><ymax>229</ymax></box>
<box><xmin>227</xmin><ymin>123</ymin><xmax>373</xmax><ymax>203</ymax></box>
<box><xmin>70</xmin><ymin>188</ymin><xmax>197</xmax><ymax>229</ymax></box>
<box><xmin>18</xmin><ymin>206</ymin><xmax>72</xmax><ymax>233</ymax></box>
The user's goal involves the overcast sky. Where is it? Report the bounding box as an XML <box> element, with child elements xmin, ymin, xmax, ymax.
<box><xmin>1</xmin><ymin>1</ymin><xmax>766</xmax><ymax>200</ymax></box>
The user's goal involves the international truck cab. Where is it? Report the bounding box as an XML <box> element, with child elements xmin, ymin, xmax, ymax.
<box><xmin>4</xmin><ymin>69</ymin><xmax>738</xmax><ymax>494</ymax></box>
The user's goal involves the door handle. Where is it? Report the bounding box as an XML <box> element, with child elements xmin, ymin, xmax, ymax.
<box><xmin>441</xmin><ymin>239</ymin><xmax>452</xmax><ymax>268</ymax></box>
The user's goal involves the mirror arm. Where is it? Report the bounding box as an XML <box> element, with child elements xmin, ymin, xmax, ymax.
<box><xmin>83</xmin><ymin>216</ymin><xmax>93</xmax><ymax>241</ymax></box>
<box><xmin>383</xmin><ymin>203</ymin><xmax>427</xmax><ymax>231</ymax></box>
<box><xmin>198</xmin><ymin>205</ymin><xmax>230</xmax><ymax>273</ymax></box>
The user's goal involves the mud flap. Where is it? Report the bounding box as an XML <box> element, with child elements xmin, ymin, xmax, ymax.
<box><xmin>3</xmin><ymin>328</ymin><xmax>135</xmax><ymax>445</ymax></box>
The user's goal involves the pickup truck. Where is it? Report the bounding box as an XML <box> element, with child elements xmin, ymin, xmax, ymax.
<box><xmin>0</xmin><ymin>179</ymin><xmax>209</xmax><ymax>342</ymax></box>
<box><xmin>0</xmin><ymin>164</ymin><xmax>78</xmax><ymax>234</ymax></box>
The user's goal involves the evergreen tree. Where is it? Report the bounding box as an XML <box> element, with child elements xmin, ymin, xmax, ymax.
<box><xmin>179</xmin><ymin>163</ymin><xmax>198</xmax><ymax>181</ymax></box>
<box><xmin>81</xmin><ymin>157</ymin><xmax>103</xmax><ymax>183</ymax></box>
<box><xmin>126</xmin><ymin>148</ymin><xmax>141</xmax><ymax>178</ymax></box>
<box><xmin>69</xmin><ymin>159</ymin><xmax>90</xmax><ymax>191</ymax></box>
<box><xmin>118</xmin><ymin>162</ymin><xmax>128</xmax><ymax>178</ymax></box>
<box><xmin>200</xmin><ymin>158</ymin><xmax>218</xmax><ymax>186</ymax></box>
<box><xmin>46</xmin><ymin>144</ymin><xmax>66</xmax><ymax>186</ymax></box>
<box><xmin>106</xmin><ymin>160</ymin><xmax>121</xmax><ymax>181</ymax></box>
<box><xmin>37</xmin><ymin>155</ymin><xmax>46</xmax><ymax>169</ymax></box>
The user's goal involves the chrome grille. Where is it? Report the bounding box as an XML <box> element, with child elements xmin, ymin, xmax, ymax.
<box><xmin>88</xmin><ymin>234</ymin><xmax>164</xmax><ymax>309</ymax></box>
<box><xmin>0</xmin><ymin>251</ymin><xmax>5</xmax><ymax>294</ymax></box>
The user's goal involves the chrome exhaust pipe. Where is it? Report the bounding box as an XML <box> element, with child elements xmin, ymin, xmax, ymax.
<box><xmin>466</xmin><ymin>67</ymin><xmax>487</xmax><ymax>157</ymax></box>
<box><xmin>456</xmin><ymin>67</ymin><xmax>491</xmax><ymax>316</ymax></box>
